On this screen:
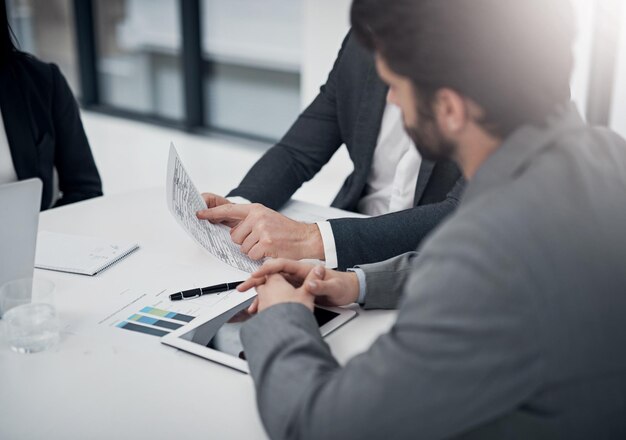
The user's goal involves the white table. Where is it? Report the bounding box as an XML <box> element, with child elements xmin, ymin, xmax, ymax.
<box><xmin>0</xmin><ymin>188</ymin><xmax>396</xmax><ymax>440</ymax></box>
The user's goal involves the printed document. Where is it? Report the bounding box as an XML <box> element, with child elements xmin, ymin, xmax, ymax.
<box><xmin>166</xmin><ymin>143</ymin><xmax>262</xmax><ymax>273</ymax></box>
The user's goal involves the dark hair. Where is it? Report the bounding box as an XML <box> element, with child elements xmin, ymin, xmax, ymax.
<box><xmin>1</xmin><ymin>0</ymin><xmax>18</xmax><ymax>65</ymax></box>
<box><xmin>351</xmin><ymin>0</ymin><xmax>575</xmax><ymax>138</ymax></box>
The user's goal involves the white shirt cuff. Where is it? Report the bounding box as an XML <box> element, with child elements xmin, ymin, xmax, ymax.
<box><xmin>347</xmin><ymin>268</ymin><xmax>367</xmax><ymax>304</ymax></box>
<box><xmin>226</xmin><ymin>196</ymin><xmax>250</xmax><ymax>204</ymax></box>
<box><xmin>316</xmin><ymin>221</ymin><xmax>338</xmax><ymax>269</ymax></box>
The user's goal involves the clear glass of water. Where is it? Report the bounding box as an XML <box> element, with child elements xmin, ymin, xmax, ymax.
<box><xmin>0</xmin><ymin>278</ymin><xmax>59</xmax><ymax>354</ymax></box>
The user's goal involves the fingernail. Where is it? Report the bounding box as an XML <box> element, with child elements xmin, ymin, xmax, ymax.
<box><xmin>307</xmin><ymin>281</ymin><xmax>318</xmax><ymax>290</ymax></box>
<box><xmin>314</xmin><ymin>267</ymin><xmax>324</xmax><ymax>276</ymax></box>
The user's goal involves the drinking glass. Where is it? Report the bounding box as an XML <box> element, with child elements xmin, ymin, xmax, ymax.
<box><xmin>0</xmin><ymin>278</ymin><xmax>59</xmax><ymax>354</ymax></box>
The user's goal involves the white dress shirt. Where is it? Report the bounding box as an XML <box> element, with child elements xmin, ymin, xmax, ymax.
<box><xmin>356</xmin><ymin>104</ymin><xmax>422</xmax><ymax>216</ymax></box>
<box><xmin>229</xmin><ymin>104</ymin><xmax>421</xmax><ymax>268</ymax></box>
<box><xmin>317</xmin><ymin>104</ymin><xmax>421</xmax><ymax>268</ymax></box>
<box><xmin>0</xmin><ymin>106</ymin><xmax>18</xmax><ymax>185</ymax></box>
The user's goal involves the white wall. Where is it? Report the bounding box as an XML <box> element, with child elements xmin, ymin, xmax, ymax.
<box><xmin>570</xmin><ymin>0</ymin><xmax>595</xmax><ymax>117</ymax></box>
<box><xmin>609</xmin><ymin>5</ymin><xmax>626</xmax><ymax>138</ymax></box>
<box><xmin>301</xmin><ymin>0</ymin><xmax>351</xmax><ymax>107</ymax></box>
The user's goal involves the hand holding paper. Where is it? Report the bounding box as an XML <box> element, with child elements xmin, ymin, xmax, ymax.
<box><xmin>197</xmin><ymin>203</ymin><xmax>324</xmax><ymax>261</ymax></box>
<box><xmin>166</xmin><ymin>143</ymin><xmax>262</xmax><ymax>273</ymax></box>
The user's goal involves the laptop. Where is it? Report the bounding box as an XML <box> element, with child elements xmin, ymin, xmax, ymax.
<box><xmin>0</xmin><ymin>179</ymin><xmax>42</xmax><ymax>291</ymax></box>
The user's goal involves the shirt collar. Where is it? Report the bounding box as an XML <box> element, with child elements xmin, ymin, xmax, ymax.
<box><xmin>462</xmin><ymin>103</ymin><xmax>586</xmax><ymax>202</ymax></box>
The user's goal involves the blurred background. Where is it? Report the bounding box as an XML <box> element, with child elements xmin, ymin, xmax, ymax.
<box><xmin>5</xmin><ymin>0</ymin><xmax>626</xmax><ymax>201</ymax></box>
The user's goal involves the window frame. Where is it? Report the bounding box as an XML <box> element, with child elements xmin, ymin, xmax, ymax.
<box><xmin>71</xmin><ymin>0</ymin><xmax>279</xmax><ymax>143</ymax></box>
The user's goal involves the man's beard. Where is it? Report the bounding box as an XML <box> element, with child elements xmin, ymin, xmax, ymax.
<box><xmin>404</xmin><ymin>122</ymin><xmax>457</xmax><ymax>162</ymax></box>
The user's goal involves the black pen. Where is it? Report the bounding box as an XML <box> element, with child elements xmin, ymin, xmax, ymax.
<box><xmin>169</xmin><ymin>281</ymin><xmax>245</xmax><ymax>301</ymax></box>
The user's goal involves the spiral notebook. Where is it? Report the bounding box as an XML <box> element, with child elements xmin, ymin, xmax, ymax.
<box><xmin>35</xmin><ymin>231</ymin><xmax>139</xmax><ymax>276</ymax></box>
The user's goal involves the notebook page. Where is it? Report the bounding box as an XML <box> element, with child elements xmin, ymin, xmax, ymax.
<box><xmin>35</xmin><ymin>231</ymin><xmax>139</xmax><ymax>276</ymax></box>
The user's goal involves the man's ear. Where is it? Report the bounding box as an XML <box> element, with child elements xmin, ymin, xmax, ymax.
<box><xmin>434</xmin><ymin>88</ymin><xmax>467</xmax><ymax>136</ymax></box>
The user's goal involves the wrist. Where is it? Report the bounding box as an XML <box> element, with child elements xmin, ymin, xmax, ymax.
<box><xmin>304</xmin><ymin>223</ymin><xmax>325</xmax><ymax>260</ymax></box>
<box><xmin>346</xmin><ymin>271</ymin><xmax>360</xmax><ymax>303</ymax></box>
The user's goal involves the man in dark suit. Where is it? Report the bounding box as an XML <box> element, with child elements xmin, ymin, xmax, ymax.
<box><xmin>0</xmin><ymin>1</ymin><xmax>102</xmax><ymax>210</ymax></box>
<box><xmin>197</xmin><ymin>32</ymin><xmax>464</xmax><ymax>270</ymax></box>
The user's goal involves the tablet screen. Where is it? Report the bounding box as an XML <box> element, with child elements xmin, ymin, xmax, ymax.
<box><xmin>181</xmin><ymin>299</ymin><xmax>340</xmax><ymax>360</ymax></box>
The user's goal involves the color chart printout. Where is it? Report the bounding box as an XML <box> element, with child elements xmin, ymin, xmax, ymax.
<box><xmin>166</xmin><ymin>143</ymin><xmax>262</xmax><ymax>273</ymax></box>
<box><xmin>96</xmin><ymin>284</ymin><xmax>234</xmax><ymax>338</ymax></box>
<box><xmin>116</xmin><ymin>306</ymin><xmax>193</xmax><ymax>338</ymax></box>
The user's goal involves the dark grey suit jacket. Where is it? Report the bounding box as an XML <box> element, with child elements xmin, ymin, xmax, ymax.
<box><xmin>228</xmin><ymin>32</ymin><xmax>464</xmax><ymax>269</ymax></box>
<box><xmin>240</xmin><ymin>105</ymin><xmax>626</xmax><ymax>439</ymax></box>
<box><xmin>0</xmin><ymin>52</ymin><xmax>102</xmax><ymax>210</ymax></box>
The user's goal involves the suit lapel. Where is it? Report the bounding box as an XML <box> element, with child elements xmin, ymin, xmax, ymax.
<box><xmin>0</xmin><ymin>65</ymin><xmax>38</xmax><ymax>180</ymax></box>
<box><xmin>350</xmin><ymin>64</ymin><xmax>388</xmax><ymax>200</ymax></box>
<box><xmin>413</xmin><ymin>160</ymin><xmax>435</xmax><ymax>205</ymax></box>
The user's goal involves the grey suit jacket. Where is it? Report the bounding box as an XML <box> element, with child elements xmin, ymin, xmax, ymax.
<box><xmin>240</xmin><ymin>105</ymin><xmax>626</xmax><ymax>440</ymax></box>
<box><xmin>228</xmin><ymin>32</ymin><xmax>464</xmax><ymax>270</ymax></box>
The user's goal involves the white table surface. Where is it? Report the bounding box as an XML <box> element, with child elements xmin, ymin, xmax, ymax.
<box><xmin>0</xmin><ymin>188</ymin><xmax>396</xmax><ymax>440</ymax></box>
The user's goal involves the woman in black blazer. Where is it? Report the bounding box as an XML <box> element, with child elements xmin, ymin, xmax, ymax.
<box><xmin>0</xmin><ymin>4</ymin><xmax>102</xmax><ymax>210</ymax></box>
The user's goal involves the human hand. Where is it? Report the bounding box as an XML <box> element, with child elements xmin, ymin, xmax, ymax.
<box><xmin>196</xmin><ymin>204</ymin><xmax>324</xmax><ymax>261</ymax></box>
<box><xmin>252</xmin><ymin>266</ymin><xmax>323</xmax><ymax>313</ymax></box>
<box><xmin>239</xmin><ymin>259</ymin><xmax>360</xmax><ymax>313</ymax></box>
<box><xmin>199</xmin><ymin>193</ymin><xmax>239</xmax><ymax>228</ymax></box>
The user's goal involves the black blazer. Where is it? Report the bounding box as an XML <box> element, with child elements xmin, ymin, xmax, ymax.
<box><xmin>229</xmin><ymin>32</ymin><xmax>464</xmax><ymax>269</ymax></box>
<box><xmin>0</xmin><ymin>52</ymin><xmax>102</xmax><ymax>210</ymax></box>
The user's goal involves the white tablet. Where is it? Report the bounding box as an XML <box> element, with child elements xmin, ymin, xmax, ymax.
<box><xmin>161</xmin><ymin>291</ymin><xmax>357</xmax><ymax>373</ymax></box>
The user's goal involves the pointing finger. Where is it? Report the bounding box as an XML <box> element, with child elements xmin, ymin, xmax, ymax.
<box><xmin>237</xmin><ymin>276</ymin><xmax>266</xmax><ymax>292</ymax></box>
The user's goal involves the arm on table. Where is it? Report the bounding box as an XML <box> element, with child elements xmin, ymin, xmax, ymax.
<box><xmin>329</xmin><ymin>178</ymin><xmax>465</xmax><ymax>270</ymax></box>
<box><xmin>240</xmin><ymin>221</ymin><xmax>541</xmax><ymax>440</ymax></box>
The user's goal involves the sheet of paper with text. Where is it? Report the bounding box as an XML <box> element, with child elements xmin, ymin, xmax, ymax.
<box><xmin>166</xmin><ymin>143</ymin><xmax>262</xmax><ymax>273</ymax></box>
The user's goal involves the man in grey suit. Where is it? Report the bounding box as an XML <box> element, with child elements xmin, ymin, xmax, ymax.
<box><xmin>234</xmin><ymin>0</ymin><xmax>626</xmax><ymax>438</ymax></box>
<box><xmin>196</xmin><ymin>31</ymin><xmax>464</xmax><ymax>270</ymax></box>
